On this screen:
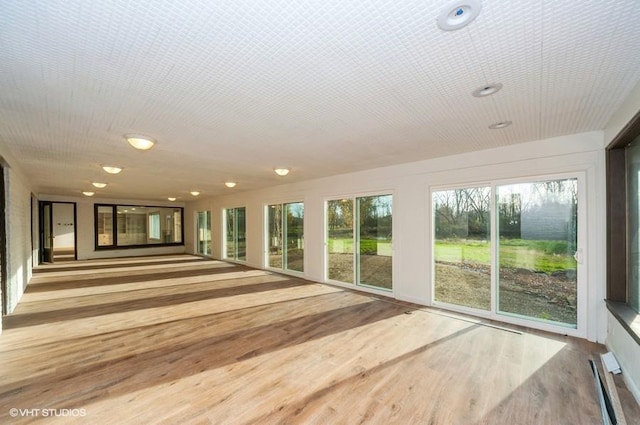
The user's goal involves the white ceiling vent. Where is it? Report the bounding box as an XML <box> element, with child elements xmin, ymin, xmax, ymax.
<box><xmin>437</xmin><ymin>0</ymin><xmax>482</xmax><ymax>31</ymax></box>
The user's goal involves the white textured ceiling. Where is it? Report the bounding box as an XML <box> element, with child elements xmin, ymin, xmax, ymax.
<box><xmin>1</xmin><ymin>0</ymin><xmax>639</xmax><ymax>200</ymax></box>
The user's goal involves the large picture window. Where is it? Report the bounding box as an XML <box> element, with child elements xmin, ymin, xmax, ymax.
<box><xmin>606</xmin><ymin>112</ymin><xmax>640</xmax><ymax>343</ymax></box>
<box><xmin>626</xmin><ymin>136</ymin><xmax>640</xmax><ymax>313</ymax></box>
<box><xmin>266</xmin><ymin>202</ymin><xmax>304</xmax><ymax>272</ymax></box>
<box><xmin>95</xmin><ymin>204</ymin><xmax>183</xmax><ymax>249</ymax></box>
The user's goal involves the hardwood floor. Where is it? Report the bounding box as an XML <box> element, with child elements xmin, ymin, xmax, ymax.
<box><xmin>0</xmin><ymin>255</ymin><xmax>638</xmax><ymax>424</ymax></box>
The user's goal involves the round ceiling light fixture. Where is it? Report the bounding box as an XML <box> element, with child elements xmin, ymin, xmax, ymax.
<box><xmin>274</xmin><ymin>168</ymin><xmax>290</xmax><ymax>176</ymax></box>
<box><xmin>489</xmin><ymin>121</ymin><xmax>512</xmax><ymax>130</ymax></box>
<box><xmin>92</xmin><ymin>182</ymin><xmax>107</xmax><ymax>188</ymax></box>
<box><xmin>82</xmin><ymin>191</ymin><xmax>95</xmax><ymax>197</ymax></box>
<box><xmin>126</xmin><ymin>134</ymin><xmax>156</xmax><ymax>150</ymax></box>
<box><xmin>168</xmin><ymin>197</ymin><xmax>176</xmax><ymax>201</ymax></box>
<box><xmin>102</xmin><ymin>165</ymin><xmax>122</xmax><ymax>174</ymax></box>
<box><xmin>472</xmin><ymin>83</ymin><xmax>503</xmax><ymax>98</ymax></box>
<box><xmin>190</xmin><ymin>191</ymin><xmax>200</xmax><ymax>196</ymax></box>
<box><xmin>437</xmin><ymin>0</ymin><xmax>482</xmax><ymax>31</ymax></box>
<box><xmin>224</xmin><ymin>181</ymin><xmax>237</xmax><ymax>188</ymax></box>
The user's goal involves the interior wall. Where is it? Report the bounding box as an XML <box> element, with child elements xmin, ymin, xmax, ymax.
<box><xmin>185</xmin><ymin>130</ymin><xmax>606</xmax><ymax>342</ymax></box>
<box><xmin>39</xmin><ymin>195</ymin><xmax>186</xmax><ymax>260</ymax></box>
<box><xmin>0</xmin><ymin>152</ymin><xmax>36</xmax><ymax>326</ymax></box>
<box><xmin>606</xmin><ymin>312</ymin><xmax>640</xmax><ymax>404</ymax></box>
<box><xmin>52</xmin><ymin>203</ymin><xmax>75</xmax><ymax>250</ymax></box>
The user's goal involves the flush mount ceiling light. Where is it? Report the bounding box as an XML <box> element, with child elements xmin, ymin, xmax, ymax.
<box><xmin>125</xmin><ymin>134</ymin><xmax>156</xmax><ymax>150</ymax></box>
<box><xmin>472</xmin><ymin>83</ymin><xmax>503</xmax><ymax>98</ymax></box>
<box><xmin>437</xmin><ymin>0</ymin><xmax>482</xmax><ymax>31</ymax></box>
<box><xmin>224</xmin><ymin>182</ymin><xmax>237</xmax><ymax>188</ymax></box>
<box><xmin>489</xmin><ymin>121</ymin><xmax>512</xmax><ymax>129</ymax></box>
<box><xmin>102</xmin><ymin>165</ymin><xmax>122</xmax><ymax>174</ymax></box>
<box><xmin>92</xmin><ymin>182</ymin><xmax>107</xmax><ymax>188</ymax></box>
<box><xmin>168</xmin><ymin>197</ymin><xmax>176</xmax><ymax>201</ymax></box>
<box><xmin>274</xmin><ymin>168</ymin><xmax>290</xmax><ymax>176</ymax></box>
<box><xmin>190</xmin><ymin>191</ymin><xmax>200</xmax><ymax>196</ymax></box>
<box><xmin>82</xmin><ymin>191</ymin><xmax>95</xmax><ymax>197</ymax></box>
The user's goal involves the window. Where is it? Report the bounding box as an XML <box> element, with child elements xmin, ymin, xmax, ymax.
<box><xmin>432</xmin><ymin>177</ymin><xmax>580</xmax><ymax>329</ymax></box>
<box><xmin>433</xmin><ymin>187</ymin><xmax>491</xmax><ymax>310</ymax></box>
<box><xmin>326</xmin><ymin>194</ymin><xmax>392</xmax><ymax>290</ymax></box>
<box><xmin>94</xmin><ymin>204</ymin><xmax>183</xmax><ymax>249</ymax></box>
<box><xmin>606</xmin><ymin>112</ymin><xmax>640</xmax><ymax>344</ymax></box>
<box><xmin>195</xmin><ymin>211</ymin><xmax>211</xmax><ymax>256</ymax></box>
<box><xmin>148</xmin><ymin>213</ymin><xmax>160</xmax><ymax>240</ymax></box>
<box><xmin>224</xmin><ymin>207</ymin><xmax>246</xmax><ymax>261</ymax></box>
<box><xmin>627</xmin><ymin>137</ymin><xmax>640</xmax><ymax>313</ymax></box>
<box><xmin>266</xmin><ymin>202</ymin><xmax>304</xmax><ymax>272</ymax></box>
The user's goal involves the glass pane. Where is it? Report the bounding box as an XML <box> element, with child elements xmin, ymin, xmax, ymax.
<box><xmin>148</xmin><ymin>213</ymin><xmax>161</xmax><ymax>240</ymax></box>
<box><xmin>196</xmin><ymin>211</ymin><xmax>211</xmax><ymax>255</ymax></box>
<box><xmin>627</xmin><ymin>138</ymin><xmax>640</xmax><ymax>313</ymax></box>
<box><xmin>96</xmin><ymin>205</ymin><xmax>182</xmax><ymax>247</ymax></box>
<box><xmin>268</xmin><ymin>205</ymin><xmax>283</xmax><ymax>268</ymax></box>
<box><xmin>357</xmin><ymin>195</ymin><xmax>392</xmax><ymax>290</ymax></box>
<box><xmin>237</xmin><ymin>207</ymin><xmax>246</xmax><ymax>261</ymax></box>
<box><xmin>285</xmin><ymin>202</ymin><xmax>304</xmax><ymax>272</ymax></box>
<box><xmin>497</xmin><ymin>179</ymin><xmax>578</xmax><ymax>327</ymax></box>
<box><xmin>225</xmin><ymin>209</ymin><xmax>235</xmax><ymax>259</ymax></box>
<box><xmin>173</xmin><ymin>210</ymin><xmax>183</xmax><ymax>243</ymax></box>
<box><xmin>327</xmin><ymin>199</ymin><xmax>354</xmax><ymax>283</ymax></box>
<box><xmin>97</xmin><ymin>206</ymin><xmax>113</xmax><ymax>246</ymax></box>
<box><xmin>433</xmin><ymin>187</ymin><xmax>491</xmax><ymax>310</ymax></box>
<box><xmin>116</xmin><ymin>206</ymin><xmax>148</xmax><ymax>246</ymax></box>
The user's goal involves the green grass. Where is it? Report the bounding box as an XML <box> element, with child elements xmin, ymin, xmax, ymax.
<box><xmin>434</xmin><ymin>238</ymin><xmax>576</xmax><ymax>274</ymax></box>
<box><xmin>328</xmin><ymin>238</ymin><xmax>392</xmax><ymax>256</ymax></box>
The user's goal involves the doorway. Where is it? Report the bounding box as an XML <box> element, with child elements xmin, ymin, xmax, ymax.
<box><xmin>39</xmin><ymin>201</ymin><xmax>77</xmax><ymax>263</ymax></box>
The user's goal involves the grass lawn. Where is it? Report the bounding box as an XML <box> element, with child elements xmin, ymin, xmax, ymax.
<box><xmin>434</xmin><ymin>238</ymin><xmax>576</xmax><ymax>274</ymax></box>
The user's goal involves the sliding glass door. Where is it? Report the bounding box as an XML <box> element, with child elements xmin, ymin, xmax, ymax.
<box><xmin>326</xmin><ymin>194</ymin><xmax>393</xmax><ymax>291</ymax></box>
<box><xmin>224</xmin><ymin>207</ymin><xmax>246</xmax><ymax>261</ymax></box>
<box><xmin>432</xmin><ymin>176</ymin><xmax>580</xmax><ymax>329</ymax></box>
<box><xmin>496</xmin><ymin>179</ymin><xmax>578</xmax><ymax>326</ymax></box>
<box><xmin>433</xmin><ymin>187</ymin><xmax>491</xmax><ymax>310</ymax></box>
<box><xmin>195</xmin><ymin>211</ymin><xmax>211</xmax><ymax>256</ymax></box>
<box><xmin>267</xmin><ymin>202</ymin><xmax>304</xmax><ymax>272</ymax></box>
<box><xmin>327</xmin><ymin>199</ymin><xmax>354</xmax><ymax>283</ymax></box>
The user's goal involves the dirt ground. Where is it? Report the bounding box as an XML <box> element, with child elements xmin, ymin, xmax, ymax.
<box><xmin>435</xmin><ymin>261</ymin><xmax>577</xmax><ymax>325</ymax></box>
<box><xmin>273</xmin><ymin>252</ymin><xmax>577</xmax><ymax>325</ymax></box>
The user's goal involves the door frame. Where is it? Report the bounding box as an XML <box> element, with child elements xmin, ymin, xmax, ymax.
<box><xmin>39</xmin><ymin>201</ymin><xmax>78</xmax><ymax>263</ymax></box>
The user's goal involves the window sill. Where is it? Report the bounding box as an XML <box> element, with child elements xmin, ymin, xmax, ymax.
<box><xmin>606</xmin><ymin>300</ymin><xmax>640</xmax><ymax>346</ymax></box>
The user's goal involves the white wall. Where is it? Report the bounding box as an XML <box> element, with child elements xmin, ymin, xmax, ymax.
<box><xmin>5</xmin><ymin>167</ymin><xmax>35</xmax><ymax>316</ymax></box>
<box><xmin>52</xmin><ymin>202</ymin><xmax>75</xmax><ymax>249</ymax></box>
<box><xmin>606</xmin><ymin>312</ymin><xmax>640</xmax><ymax>404</ymax></box>
<box><xmin>186</xmin><ymin>130</ymin><xmax>607</xmax><ymax>342</ymax></box>
<box><xmin>39</xmin><ymin>195</ymin><xmax>186</xmax><ymax>260</ymax></box>
<box><xmin>0</xmin><ymin>147</ymin><xmax>36</xmax><ymax>334</ymax></box>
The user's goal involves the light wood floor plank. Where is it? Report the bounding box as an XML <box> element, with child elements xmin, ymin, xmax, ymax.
<box><xmin>1</xmin><ymin>255</ymin><xmax>639</xmax><ymax>424</ymax></box>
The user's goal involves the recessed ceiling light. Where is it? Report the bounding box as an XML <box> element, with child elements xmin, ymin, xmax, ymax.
<box><xmin>92</xmin><ymin>182</ymin><xmax>107</xmax><ymax>188</ymax></box>
<box><xmin>274</xmin><ymin>168</ymin><xmax>290</xmax><ymax>176</ymax></box>
<box><xmin>472</xmin><ymin>83</ymin><xmax>503</xmax><ymax>98</ymax></box>
<box><xmin>437</xmin><ymin>0</ymin><xmax>482</xmax><ymax>31</ymax></box>
<box><xmin>126</xmin><ymin>134</ymin><xmax>156</xmax><ymax>150</ymax></box>
<box><xmin>168</xmin><ymin>197</ymin><xmax>176</xmax><ymax>201</ymax></box>
<box><xmin>225</xmin><ymin>182</ymin><xmax>237</xmax><ymax>188</ymax></box>
<box><xmin>102</xmin><ymin>165</ymin><xmax>122</xmax><ymax>174</ymax></box>
<box><xmin>489</xmin><ymin>121</ymin><xmax>512</xmax><ymax>129</ymax></box>
<box><xmin>82</xmin><ymin>191</ymin><xmax>95</xmax><ymax>196</ymax></box>
<box><xmin>190</xmin><ymin>191</ymin><xmax>200</xmax><ymax>196</ymax></box>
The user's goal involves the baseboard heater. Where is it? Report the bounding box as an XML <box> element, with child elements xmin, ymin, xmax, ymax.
<box><xmin>589</xmin><ymin>355</ymin><xmax>626</xmax><ymax>425</ymax></box>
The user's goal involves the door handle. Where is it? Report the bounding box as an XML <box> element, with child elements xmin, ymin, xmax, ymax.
<box><xmin>573</xmin><ymin>249</ymin><xmax>583</xmax><ymax>264</ymax></box>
